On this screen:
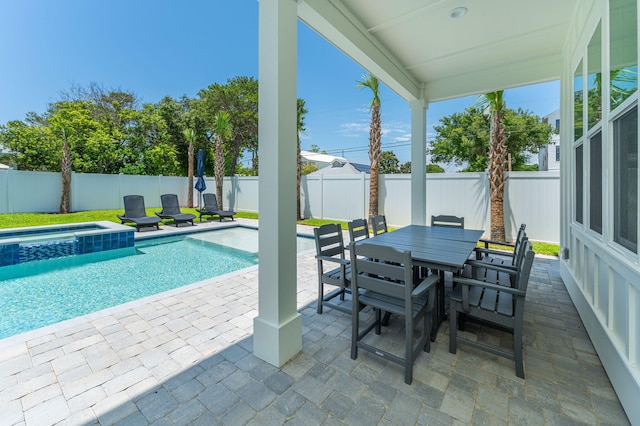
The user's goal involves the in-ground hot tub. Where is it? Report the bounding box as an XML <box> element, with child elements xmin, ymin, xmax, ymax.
<box><xmin>0</xmin><ymin>221</ymin><xmax>135</xmax><ymax>267</ymax></box>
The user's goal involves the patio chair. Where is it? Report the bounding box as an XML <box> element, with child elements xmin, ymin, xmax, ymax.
<box><xmin>155</xmin><ymin>194</ymin><xmax>196</xmax><ymax>227</ymax></box>
<box><xmin>449</xmin><ymin>240</ymin><xmax>535</xmax><ymax>379</ymax></box>
<box><xmin>196</xmin><ymin>193</ymin><xmax>236</xmax><ymax>222</ymax></box>
<box><xmin>473</xmin><ymin>224</ymin><xmax>527</xmax><ymax>266</ymax></box>
<box><xmin>431</xmin><ymin>214</ymin><xmax>464</xmax><ymax>228</ymax></box>
<box><xmin>116</xmin><ymin>195</ymin><xmax>161</xmax><ymax>232</ymax></box>
<box><xmin>370</xmin><ymin>215</ymin><xmax>388</xmax><ymax>236</ymax></box>
<box><xmin>314</xmin><ymin>223</ymin><xmax>352</xmax><ymax>314</ymax></box>
<box><xmin>348</xmin><ymin>218</ymin><xmax>370</xmax><ymax>243</ymax></box>
<box><xmin>349</xmin><ymin>241</ymin><xmax>439</xmax><ymax>385</ymax></box>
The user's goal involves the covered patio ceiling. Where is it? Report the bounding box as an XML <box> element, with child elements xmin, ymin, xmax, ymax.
<box><xmin>298</xmin><ymin>0</ymin><xmax>580</xmax><ymax>102</ymax></box>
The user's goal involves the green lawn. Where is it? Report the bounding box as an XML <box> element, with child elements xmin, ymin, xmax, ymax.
<box><xmin>1</xmin><ymin>211</ymin><xmax>559</xmax><ymax>256</ymax></box>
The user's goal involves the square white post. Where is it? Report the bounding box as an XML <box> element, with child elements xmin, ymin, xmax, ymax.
<box><xmin>410</xmin><ymin>99</ymin><xmax>428</xmax><ymax>225</ymax></box>
<box><xmin>254</xmin><ymin>0</ymin><xmax>302</xmax><ymax>367</ymax></box>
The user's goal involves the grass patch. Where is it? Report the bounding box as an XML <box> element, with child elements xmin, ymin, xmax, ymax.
<box><xmin>0</xmin><ymin>209</ymin><xmax>258</xmax><ymax>229</ymax></box>
<box><xmin>0</xmin><ymin>211</ymin><xmax>559</xmax><ymax>256</ymax></box>
<box><xmin>478</xmin><ymin>241</ymin><xmax>559</xmax><ymax>257</ymax></box>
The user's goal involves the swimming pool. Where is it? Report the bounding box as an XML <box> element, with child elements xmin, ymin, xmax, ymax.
<box><xmin>0</xmin><ymin>227</ymin><xmax>315</xmax><ymax>340</ymax></box>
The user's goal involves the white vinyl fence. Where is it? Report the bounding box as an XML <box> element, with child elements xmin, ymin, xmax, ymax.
<box><xmin>0</xmin><ymin>169</ymin><xmax>560</xmax><ymax>243</ymax></box>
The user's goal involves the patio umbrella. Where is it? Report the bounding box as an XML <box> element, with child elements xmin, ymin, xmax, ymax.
<box><xmin>195</xmin><ymin>149</ymin><xmax>206</xmax><ymax>208</ymax></box>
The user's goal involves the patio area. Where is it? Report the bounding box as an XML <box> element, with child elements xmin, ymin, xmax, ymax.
<box><xmin>0</xmin><ymin>224</ymin><xmax>630</xmax><ymax>425</ymax></box>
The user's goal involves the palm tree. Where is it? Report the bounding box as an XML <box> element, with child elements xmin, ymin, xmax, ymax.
<box><xmin>296</xmin><ymin>98</ymin><xmax>308</xmax><ymax>221</ymax></box>
<box><xmin>357</xmin><ymin>73</ymin><xmax>382</xmax><ymax>218</ymax></box>
<box><xmin>60</xmin><ymin>128</ymin><xmax>71</xmax><ymax>213</ymax></box>
<box><xmin>213</xmin><ymin>111</ymin><xmax>232</xmax><ymax>210</ymax></box>
<box><xmin>183</xmin><ymin>128</ymin><xmax>196</xmax><ymax>208</ymax></box>
<box><xmin>477</xmin><ymin>90</ymin><xmax>507</xmax><ymax>242</ymax></box>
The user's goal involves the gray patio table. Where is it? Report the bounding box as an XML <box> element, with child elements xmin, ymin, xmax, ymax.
<box><xmin>358</xmin><ymin>224</ymin><xmax>484</xmax><ymax>339</ymax></box>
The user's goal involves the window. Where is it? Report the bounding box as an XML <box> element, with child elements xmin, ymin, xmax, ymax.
<box><xmin>610</xmin><ymin>0</ymin><xmax>638</xmax><ymax>111</ymax></box>
<box><xmin>574</xmin><ymin>60</ymin><xmax>584</xmax><ymax>142</ymax></box>
<box><xmin>555</xmin><ymin>119</ymin><xmax>560</xmax><ymax>132</ymax></box>
<box><xmin>576</xmin><ymin>145</ymin><xmax>584</xmax><ymax>224</ymax></box>
<box><xmin>590</xmin><ymin>132</ymin><xmax>602</xmax><ymax>234</ymax></box>
<box><xmin>614</xmin><ymin>106</ymin><xmax>638</xmax><ymax>252</ymax></box>
<box><xmin>587</xmin><ymin>23</ymin><xmax>602</xmax><ymax>129</ymax></box>
<box><xmin>555</xmin><ymin>145</ymin><xmax>560</xmax><ymax>162</ymax></box>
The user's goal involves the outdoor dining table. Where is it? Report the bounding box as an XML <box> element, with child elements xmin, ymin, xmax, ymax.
<box><xmin>359</xmin><ymin>224</ymin><xmax>484</xmax><ymax>339</ymax></box>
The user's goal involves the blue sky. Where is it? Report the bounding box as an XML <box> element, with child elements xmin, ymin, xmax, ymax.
<box><xmin>0</xmin><ymin>0</ymin><xmax>559</xmax><ymax>169</ymax></box>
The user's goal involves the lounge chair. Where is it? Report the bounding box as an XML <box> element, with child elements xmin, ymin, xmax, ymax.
<box><xmin>196</xmin><ymin>193</ymin><xmax>235</xmax><ymax>222</ymax></box>
<box><xmin>155</xmin><ymin>194</ymin><xmax>196</xmax><ymax>227</ymax></box>
<box><xmin>117</xmin><ymin>195</ymin><xmax>161</xmax><ymax>232</ymax></box>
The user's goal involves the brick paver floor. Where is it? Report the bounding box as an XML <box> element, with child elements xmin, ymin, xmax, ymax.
<box><xmin>0</xmin><ymin>221</ymin><xmax>630</xmax><ymax>425</ymax></box>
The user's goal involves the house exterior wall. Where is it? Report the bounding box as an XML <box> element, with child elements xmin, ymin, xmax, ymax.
<box><xmin>560</xmin><ymin>0</ymin><xmax>639</xmax><ymax>422</ymax></box>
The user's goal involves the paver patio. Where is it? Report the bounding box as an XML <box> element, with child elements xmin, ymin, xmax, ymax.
<box><xmin>0</xmin><ymin>221</ymin><xmax>630</xmax><ymax>425</ymax></box>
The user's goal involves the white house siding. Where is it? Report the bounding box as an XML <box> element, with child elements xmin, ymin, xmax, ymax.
<box><xmin>560</xmin><ymin>0</ymin><xmax>640</xmax><ymax>422</ymax></box>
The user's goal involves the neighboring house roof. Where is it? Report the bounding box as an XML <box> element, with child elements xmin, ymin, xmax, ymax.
<box><xmin>300</xmin><ymin>151</ymin><xmax>347</xmax><ymax>168</ymax></box>
<box><xmin>0</xmin><ymin>163</ymin><xmax>10</xmax><ymax>170</ymax></box>
<box><xmin>308</xmin><ymin>159</ymin><xmax>370</xmax><ymax>175</ymax></box>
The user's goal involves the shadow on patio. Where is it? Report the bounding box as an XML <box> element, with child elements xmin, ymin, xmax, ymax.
<box><xmin>2</xmin><ymin>253</ymin><xmax>629</xmax><ymax>425</ymax></box>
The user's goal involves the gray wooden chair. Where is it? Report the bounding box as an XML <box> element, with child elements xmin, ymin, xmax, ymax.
<box><xmin>474</xmin><ymin>224</ymin><xmax>527</xmax><ymax>268</ymax></box>
<box><xmin>314</xmin><ymin>223</ymin><xmax>352</xmax><ymax>314</ymax></box>
<box><xmin>116</xmin><ymin>195</ymin><xmax>161</xmax><ymax>232</ymax></box>
<box><xmin>370</xmin><ymin>215</ymin><xmax>388</xmax><ymax>236</ymax></box>
<box><xmin>449</xmin><ymin>240</ymin><xmax>535</xmax><ymax>378</ymax></box>
<box><xmin>349</xmin><ymin>241</ymin><xmax>439</xmax><ymax>384</ymax></box>
<box><xmin>431</xmin><ymin>214</ymin><xmax>464</xmax><ymax>228</ymax></box>
<box><xmin>348</xmin><ymin>218</ymin><xmax>370</xmax><ymax>243</ymax></box>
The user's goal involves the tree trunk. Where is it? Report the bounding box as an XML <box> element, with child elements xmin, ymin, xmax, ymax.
<box><xmin>368</xmin><ymin>99</ymin><xmax>381</xmax><ymax>217</ymax></box>
<box><xmin>215</xmin><ymin>137</ymin><xmax>224</xmax><ymax>210</ymax></box>
<box><xmin>297</xmin><ymin>135</ymin><xmax>302</xmax><ymax>220</ymax></box>
<box><xmin>60</xmin><ymin>131</ymin><xmax>71</xmax><ymax>214</ymax></box>
<box><xmin>187</xmin><ymin>142</ymin><xmax>194</xmax><ymax>208</ymax></box>
<box><xmin>488</xmin><ymin>110</ymin><xmax>507</xmax><ymax>241</ymax></box>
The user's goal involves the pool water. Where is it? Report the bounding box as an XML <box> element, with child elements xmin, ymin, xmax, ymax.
<box><xmin>0</xmin><ymin>227</ymin><xmax>315</xmax><ymax>340</ymax></box>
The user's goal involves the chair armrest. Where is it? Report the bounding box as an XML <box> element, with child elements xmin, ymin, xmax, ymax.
<box><xmin>453</xmin><ymin>276</ymin><xmax>526</xmax><ymax>297</ymax></box>
<box><xmin>315</xmin><ymin>255</ymin><xmax>350</xmax><ymax>265</ymax></box>
<box><xmin>412</xmin><ymin>274</ymin><xmax>439</xmax><ymax>298</ymax></box>
<box><xmin>479</xmin><ymin>238</ymin><xmax>515</xmax><ymax>250</ymax></box>
<box><xmin>474</xmin><ymin>247</ymin><xmax>515</xmax><ymax>258</ymax></box>
<box><xmin>465</xmin><ymin>260</ymin><xmax>518</xmax><ymax>275</ymax></box>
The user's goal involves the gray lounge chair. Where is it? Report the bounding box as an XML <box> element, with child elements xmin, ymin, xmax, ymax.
<box><xmin>117</xmin><ymin>195</ymin><xmax>161</xmax><ymax>232</ymax></box>
<box><xmin>196</xmin><ymin>193</ymin><xmax>235</xmax><ymax>222</ymax></box>
<box><xmin>155</xmin><ymin>194</ymin><xmax>196</xmax><ymax>227</ymax></box>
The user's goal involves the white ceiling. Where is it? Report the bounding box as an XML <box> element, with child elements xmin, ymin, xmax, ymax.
<box><xmin>298</xmin><ymin>0</ymin><xmax>579</xmax><ymax>102</ymax></box>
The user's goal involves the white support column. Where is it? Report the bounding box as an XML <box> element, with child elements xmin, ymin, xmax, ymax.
<box><xmin>254</xmin><ymin>0</ymin><xmax>302</xmax><ymax>367</ymax></box>
<box><xmin>410</xmin><ymin>99</ymin><xmax>428</xmax><ymax>225</ymax></box>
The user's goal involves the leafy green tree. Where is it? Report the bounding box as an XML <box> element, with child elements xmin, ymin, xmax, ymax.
<box><xmin>301</xmin><ymin>162</ymin><xmax>319</xmax><ymax>175</ymax></box>
<box><xmin>213</xmin><ymin>111</ymin><xmax>232</xmax><ymax>210</ymax></box>
<box><xmin>430</xmin><ymin>106</ymin><xmax>551</xmax><ymax>172</ymax></box>
<box><xmin>308</xmin><ymin>144</ymin><xmax>327</xmax><ymax>154</ymax></box>
<box><xmin>399</xmin><ymin>161</ymin><xmax>411</xmax><ymax>173</ymax></box>
<box><xmin>297</xmin><ymin>99</ymin><xmax>308</xmax><ymax>220</ymax></box>
<box><xmin>380</xmin><ymin>151</ymin><xmax>400</xmax><ymax>174</ymax></box>
<box><xmin>426</xmin><ymin>163</ymin><xmax>444</xmax><ymax>173</ymax></box>
<box><xmin>357</xmin><ymin>73</ymin><xmax>382</xmax><ymax>217</ymax></box>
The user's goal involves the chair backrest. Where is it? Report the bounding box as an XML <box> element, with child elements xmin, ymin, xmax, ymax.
<box><xmin>123</xmin><ymin>195</ymin><xmax>147</xmax><ymax>218</ymax></box>
<box><xmin>349</xmin><ymin>242</ymin><xmax>413</xmax><ymax>302</ymax></box>
<box><xmin>203</xmin><ymin>193</ymin><xmax>220</xmax><ymax>210</ymax></box>
<box><xmin>514</xmin><ymin>240</ymin><xmax>535</xmax><ymax>293</ymax></box>
<box><xmin>160</xmin><ymin>194</ymin><xmax>181</xmax><ymax>215</ymax></box>
<box><xmin>431</xmin><ymin>215</ymin><xmax>464</xmax><ymax>228</ymax></box>
<box><xmin>511</xmin><ymin>224</ymin><xmax>528</xmax><ymax>266</ymax></box>
<box><xmin>314</xmin><ymin>223</ymin><xmax>346</xmax><ymax>259</ymax></box>
<box><xmin>370</xmin><ymin>215</ymin><xmax>388</xmax><ymax>236</ymax></box>
<box><xmin>348</xmin><ymin>218</ymin><xmax>370</xmax><ymax>243</ymax></box>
